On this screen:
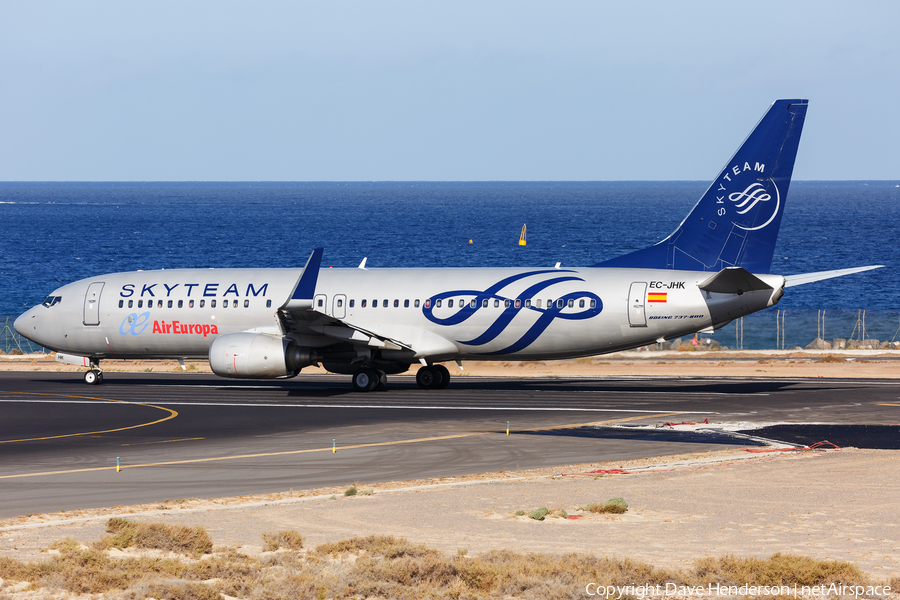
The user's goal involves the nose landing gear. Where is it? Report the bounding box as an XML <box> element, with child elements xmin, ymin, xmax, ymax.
<box><xmin>84</xmin><ymin>368</ymin><xmax>103</xmax><ymax>385</ymax></box>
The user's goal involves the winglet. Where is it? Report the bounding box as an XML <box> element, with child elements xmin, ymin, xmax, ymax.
<box><xmin>281</xmin><ymin>248</ymin><xmax>324</xmax><ymax>310</ymax></box>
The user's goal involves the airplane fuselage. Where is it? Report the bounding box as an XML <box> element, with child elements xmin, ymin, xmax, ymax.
<box><xmin>16</xmin><ymin>265</ymin><xmax>784</xmax><ymax>365</ymax></box>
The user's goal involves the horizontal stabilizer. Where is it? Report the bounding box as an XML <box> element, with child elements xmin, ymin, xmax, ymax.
<box><xmin>698</xmin><ymin>267</ymin><xmax>773</xmax><ymax>294</ymax></box>
<box><xmin>784</xmin><ymin>265</ymin><xmax>884</xmax><ymax>288</ymax></box>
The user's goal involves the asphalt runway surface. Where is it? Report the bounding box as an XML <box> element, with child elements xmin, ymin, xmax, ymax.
<box><xmin>2</xmin><ymin>371</ymin><xmax>899</xmax><ymax>518</ymax></box>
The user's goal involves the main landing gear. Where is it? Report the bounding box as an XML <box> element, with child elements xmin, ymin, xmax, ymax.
<box><xmin>352</xmin><ymin>367</ymin><xmax>388</xmax><ymax>392</ymax></box>
<box><xmin>351</xmin><ymin>364</ymin><xmax>451</xmax><ymax>392</ymax></box>
<box><xmin>416</xmin><ymin>364</ymin><xmax>450</xmax><ymax>390</ymax></box>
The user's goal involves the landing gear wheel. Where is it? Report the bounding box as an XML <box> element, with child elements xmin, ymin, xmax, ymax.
<box><xmin>433</xmin><ymin>364</ymin><xmax>451</xmax><ymax>389</ymax></box>
<box><xmin>374</xmin><ymin>370</ymin><xmax>388</xmax><ymax>392</ymax></box>
<box><xmin>84</xmin><ymin>370</ymin><xmax>101</xmax><ymax>385</ymax></box>
<box><xmin>95</xmin><ymin>371</ymin><xmax>103</xmax><ymax>384</ymax></box>
<box><xmin>352</xmin><ymin>368</ymin><xmax>379</xmax><ymax>392</ymax></box>
<box><xmin>416</xmin><ymin>365</ymin><xmax>444</xmax><ymax>390</ymax></box>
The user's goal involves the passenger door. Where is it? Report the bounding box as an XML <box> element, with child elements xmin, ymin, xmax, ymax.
<box><xmin>83</xmin><ymin>282</ymin><xmax>105</xmax><ymax>326</ymax></box>
<box><xmin>627</xmin><ymin>282</ymin><xmax>647</xmax><ymax>327</ymax></box>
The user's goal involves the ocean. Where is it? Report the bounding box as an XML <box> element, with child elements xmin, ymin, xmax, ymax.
<box><xmin>2</xmin><ymin>181</ymin><xmax>898</xmax><ymax>350</ymax></box>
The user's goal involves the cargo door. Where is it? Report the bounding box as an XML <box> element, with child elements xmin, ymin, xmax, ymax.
<box><xmin>627</xmin><ymin>282</ymin><xmax>647</xmax><ymax>327</ymax></box>
<box><xmin>83</xmin><ymin>282</ymin><xmax>105</xmax><ymax>326</ymax></box>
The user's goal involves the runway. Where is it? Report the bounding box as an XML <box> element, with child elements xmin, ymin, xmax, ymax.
<box><xmin>2</xmin><ymin>371</ymin><xmax>899</xmax><ymax>518</ymax></box>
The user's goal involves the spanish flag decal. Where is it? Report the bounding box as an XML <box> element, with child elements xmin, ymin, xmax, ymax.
<box><xmin>647</xmin><ymin>292</ymin><xmax>667</xmax><ymax>303</ymax></box>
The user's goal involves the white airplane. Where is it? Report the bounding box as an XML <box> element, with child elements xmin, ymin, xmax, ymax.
<box><xmin>14</xmin><ymin>99</ymin><xmax>882</xmax><ymax>390</ymax></box>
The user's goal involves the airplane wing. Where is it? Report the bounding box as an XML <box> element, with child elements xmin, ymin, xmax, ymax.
<box><xmin>784</xmin><ymin>265</ymin><xmax>884</xmax><ymax>288</ymax></box>
<box><xmin>277</xmin><ymin>248</ymin><xmax>457</xmax><ymax>362</ymax></box>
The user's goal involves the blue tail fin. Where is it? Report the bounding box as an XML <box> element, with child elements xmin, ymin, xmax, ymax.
<box><xmin>594</xmin><ymin>99</ymin><xmax>808</xmax><ymax>273</ymax></box>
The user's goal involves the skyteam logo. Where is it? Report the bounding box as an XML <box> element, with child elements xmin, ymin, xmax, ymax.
<box><xmin>422</xmin><ymin>270</ymin><xmax>602</xmax><ymax>355</ymax></box>
<box><xmin>729</xmin><ymin>180</ymin><xmax>780</xmax><ymax>231</ymax></box>
<box><xmin>715</xmin><ymin>161</ymin><xmax>780</xmax><ymax>231</ymax></box>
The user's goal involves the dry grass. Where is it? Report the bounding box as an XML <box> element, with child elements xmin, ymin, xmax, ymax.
<box><xmin>262</xmin><ymin>530</ymin><xmax>304</xmax><ymax>552</ymax></box>
<box><xmin>816</xmin><ymin>354</ymin><xmax>847</xmax><ymax>363</ymax></box>
<box><xmin>0</xmin><ymin>528</ymin><xmax>880</xmax><ymax>599</ymax></box>
<box><xmin>98</xmin><ymin>517</ymin><xmax>213</xmax><ymax>556</ymax></box>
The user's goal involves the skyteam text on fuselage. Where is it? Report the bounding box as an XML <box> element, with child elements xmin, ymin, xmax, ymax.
<box><xmin>14</xmin><ymin>100</ymin><xmax>883</xmax><ymax>391</ymax></box>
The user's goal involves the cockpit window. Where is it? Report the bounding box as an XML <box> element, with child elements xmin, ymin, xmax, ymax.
<box><xmin>41</xmin><ymin>296</ymin><xmax>62</xmax><ymax>308</ymax></box>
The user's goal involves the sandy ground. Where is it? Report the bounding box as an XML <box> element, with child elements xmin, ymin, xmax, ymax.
<box><xmin>1</xmin><ymin>448</ymin><xmax>899</xmax><ymax>580</ymax></box>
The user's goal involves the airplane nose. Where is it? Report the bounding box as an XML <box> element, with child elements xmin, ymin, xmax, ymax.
<box><xmin>13</xmin><ymin>312</ymin><xmax>27</xmax><ymax>336</ymax></box>
<box><xmin>13</xmin><ymin>310</ymin><xmax>34</xmax><ymax>338</ymax></box>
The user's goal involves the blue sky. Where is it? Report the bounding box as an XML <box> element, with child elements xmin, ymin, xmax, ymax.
<box><xmin>1</xmin><ymin>1</ymin><xmax>897</xmax><ymax>181</ymax></box>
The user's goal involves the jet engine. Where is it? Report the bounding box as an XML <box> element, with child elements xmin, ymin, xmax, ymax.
<box><xmin>208</xmin><ymin>332</ymin><xmax>317</xmax><ymax>379</ymax></box>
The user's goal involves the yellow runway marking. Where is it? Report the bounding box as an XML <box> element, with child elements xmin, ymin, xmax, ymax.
<box><xmin>878</xmin><ymin>403</ymin><xmax>900</xmax><ymax>406</ymax></box>
<box><xmin>0</xmin><ymin>391</ymin><xmax>178</xmax><ymax>444</ymax></box>
<box><xmin>0</xmin><ymin>412</ymin><xmax>685</xmax><ymax>480</ymax></box>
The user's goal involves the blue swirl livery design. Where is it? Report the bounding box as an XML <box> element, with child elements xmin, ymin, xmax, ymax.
<box><xmin>422</xmin><ymin>270</ymin><xmax>602</xmax><ymax>355</ymax></box>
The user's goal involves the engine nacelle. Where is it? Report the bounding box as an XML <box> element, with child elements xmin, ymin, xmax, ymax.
<box><xmin>208</xmin><ymin>333</ymin><xmax>316</xmax><ymax>379</ymax></box>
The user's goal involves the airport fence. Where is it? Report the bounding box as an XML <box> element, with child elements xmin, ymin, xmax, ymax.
<box><xmin>3</xmin><ymin>310</ymin><xmax>900</xmax><ymax>355</ymax></box>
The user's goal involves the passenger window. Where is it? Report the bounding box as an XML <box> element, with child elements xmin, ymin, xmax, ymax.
<box><xmin>118</xmin><ymin>300</ymin><xmax>124</xmax><ymax>308</ymax></box>
<box><xmin>223</xmin><ymin>299</ymin><xmax>229</xmax><ymax>308</ymax></box>
<box><xmin>383</xmin><ymin>299</ymin><xmax>388</xmax><ymax>308</ymax></box>
<box><xmin>157</xmin><ymin>300</ymin><xmax>163</xmax><ymax>308</ymax></box>
<box><xmin>536</xmin><ymin>299</ymin><xmax>542</xmax><ymax>308</ymax></box>
<box><xmin>568</xmin><ymin>299</ymin><xmax>574</xmax><ymax>308</ymax></box>
<box><xmin>349</xmin><ymin>299</ymin><xmax>355</xmax><ymax>308</ymax></box>
<box><xmin>436</xmin><ymin>299</ymin><xmax>442</xmax><ymax>308</ymax></box>
<box><xmin>234</xmin><ymin>300</ymin><xmax>238</xmax><ymax>308</ymax></box>
<box><xmin>317</xmin><ymin>298</ymin><xmax>324</xmax><ymax>308</ymax></box>
<box><xmin>128</xmin><ymin>300</ymin><xmax>133</xmax><ymax>308</ymax></box>
<box><xmin>200</xmin><ymin>299</ymin><xmax>205</xmax><ymax>308</ymax></box>
<box><xmin>579</xmin><ymin>299</ymin><xmax>585</xmax><ymax>308</ymax></box>
<box><xmin>211</xmin><ymin>300</ymin><xmax>216</xmax><ymax>308</ymax></box>
<box><xmin>470</xmin><ymin>299</ymin><xmax>476</xmax><ymax>308</ymax></box>
<box><xmin>514</xmin><ymin>299</ymin><xmax>521</xmax><ymax>308</ymax></box>
<box><xmin>266</xmin><ymin>299</ymin><xmax>272</xmax><ymax>308</ymax></box>
<box><xmin>448</xmin><ymin>299</ymin><xmax>454</xmax><ymax>308</ymax></box>
<box><xmin>189</xmin><ymin>299</ymin><xmax>194</xmax><ymax>308</ymax></box>
<box><xmin>393</xmin><ymin>299</ymin><xmax>399</xmax><ymax>308</ymax></box>
<box><xmin>337</xmin><ymin>299</ymin><xmax>343</xmax><ymax>308</ymax></box>
<box><xmin>481</xmin><ymin>299</ymin><xmax>488</xmax><ymax>308</ymax></box>
<box><xmin>557</xmin><ymin>299</ymin><xmax>564</xmax><ymax>309</ymax></box>
<box><xmin>403</xmin><ymin>299</ymin><xmax>409</xmax><ymax>308</ymax></box>
<box><xmin>424</xmin><ymin>299</ymin><xmax>431</xmax><ymax>308</ymax></box>
<box><xmin>362</xmin><ymin>299</ymin><xmax>367</xmax><ymax>308</ymax></box>
<box><xmin>415</xmin><ymin>299</ymin><xmax>420</xmax><ymax>308</ymax></box>
<box><xmin>494</xmin><ymin>299</ymin><xmax>499</xmax><ymax>308</ymax></box>
<box><xmin>504</xmin><ymin>299</ymin><xmax>511</xmax><ymax>308</ymax></box>
<box><xmin>525</xmin><ymin>299</ymin><xmax>531</xmax><ymax>308</ymax></box>
<box><xmin>168</xmin><ymin>300</ymin><xmax>173</xmax><ymax>308</ymax></box>
<box><xmin>178</xmin><ymin>300</ymin><xmax>184</xmax><ymax>308</ymax></box>
<box><xmin>244</xmin><ymin>299</ymin><xmax>249</xmax><ymax>308</ymax></box>
<box><xmin>590</xmin><ymin>299</ymin><xmax>596</xmax><ymax>308</ymax></box>
<box><xmin>138</xmin><ymin>300</ymin><xmax>143</xmax><ymax>308</ymax></box>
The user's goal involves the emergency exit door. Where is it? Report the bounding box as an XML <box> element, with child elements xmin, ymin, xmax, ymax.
<box><xmin>627</xmin><ymin>282</ymin><xmax>647</xmax><ymax>327</ymax></box>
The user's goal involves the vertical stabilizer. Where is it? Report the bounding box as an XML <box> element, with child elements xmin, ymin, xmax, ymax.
<box><xmin>594</xmin><ymin>99</ymin><xmax>808</xmax><ymax>273</ymax></box>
